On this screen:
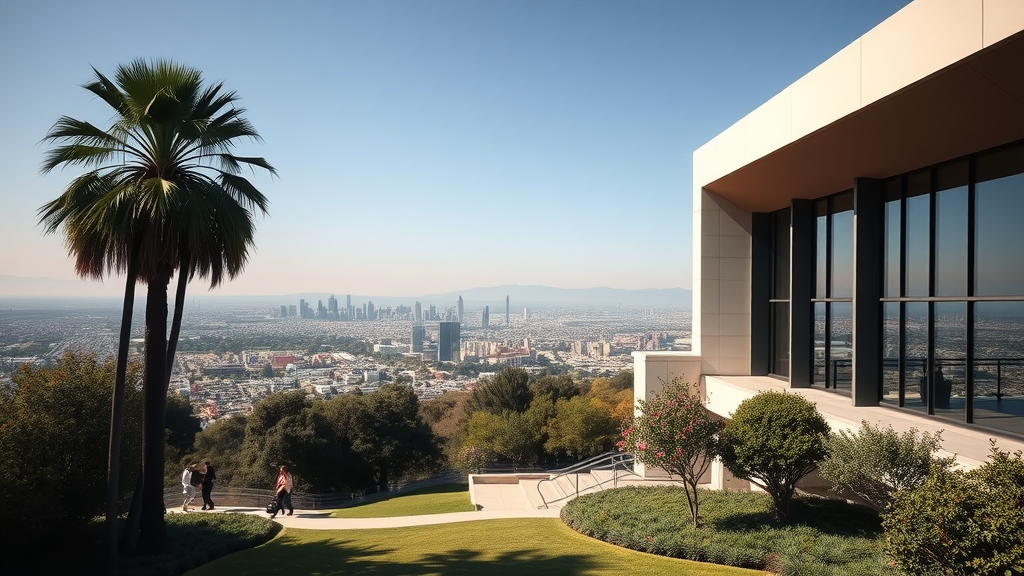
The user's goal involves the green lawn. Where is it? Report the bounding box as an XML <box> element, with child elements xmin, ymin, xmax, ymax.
<box><xmin>184</xmin><ymin>518</ymin><xmax>767</xmax><ymax>576</ymax></box>
<box><xmin>330</xmin><ymin>483</ymin><xmax>476</xmax><ymax>518</ymax></box>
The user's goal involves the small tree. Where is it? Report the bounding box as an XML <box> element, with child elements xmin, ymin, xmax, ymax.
<box><xmin>718</xmin><ymin>391</ymin><xmax>829</xmax><ymax>524</ymax></box>
<box><xmin>818</xmin><ymin>421</ymin><xmax>955</xmax><ymax>510</ymax></box>
<box><xmin>883</xmin><ymin>441</ymin><xmax>1024</xmax><ymax>576</ymax></box>
<box><xmin>620</xmin><ymin>378</ymin><xmax>723</xmax><ymax>528</ymax></box>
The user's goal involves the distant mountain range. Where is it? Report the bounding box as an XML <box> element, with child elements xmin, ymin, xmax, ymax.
<box><xmin>0</xmin><ymin>276</ymin><xmax>691</xmax><ymax>309</ymax></box>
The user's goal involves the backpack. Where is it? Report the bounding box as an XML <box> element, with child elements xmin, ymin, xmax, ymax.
<box><xmin>190</xmin><ymin>469</ymin><xmax>204</xmax><ymax>486</ymax></box>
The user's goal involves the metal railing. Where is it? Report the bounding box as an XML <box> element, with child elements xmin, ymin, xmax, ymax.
<box><xmin>536</xmin><ymin>451</ymin><xmax>635</xmax><ymax>510</ymax></box>
<box><xmin>164</xmin><ymin>470</ymin><xmax>466</xmax><ymax>511</ymax></box>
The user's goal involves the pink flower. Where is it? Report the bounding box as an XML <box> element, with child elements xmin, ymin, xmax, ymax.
<box><xmin>637</xmin><ymin>442</ymin><xmax>647</xmax><ymax>451</ymax></box>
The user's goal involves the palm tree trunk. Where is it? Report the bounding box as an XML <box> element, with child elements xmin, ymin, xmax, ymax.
<box><xmin>105</xmin><ymin>255</ymin><xmax>138</xmax><ymax>570</ymax></box>
<box><xmin>165</xmin><ymin>260</ymin><xmax>188</xmax><ymax>384</ymax></box>
<box><xmin>136</xmin><ymin>274</ymin><xmax>170</xmax><ymax>555</ymax></box>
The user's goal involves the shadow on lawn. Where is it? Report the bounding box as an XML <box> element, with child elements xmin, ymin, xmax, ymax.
<box><xmin>710</xmin><ymin>494</ymin><xmax>883</xmax><ymax>538</ymax></box>
<box><xmin>210</xmin><ymin>533</ymin><xmax>601</xmax><ymax>576</ymax></box>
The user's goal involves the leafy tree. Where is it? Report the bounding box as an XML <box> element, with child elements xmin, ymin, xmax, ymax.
<box><xmin>340</xmin><ymin>384</ymin><xmax>442</xmax><ymax>492</ymax></box>
<box><xmin>585</xmin><ymin>377</ymin><xmax>634</xmax><ymax>427</ymax></box>
<box><xmin>608</xmin><ymin>370</ymin><xmax>634</xmax><ymax>392</ymax></box>
<box><xmin>0</xmin><ymin>354</ymin><xmax>142</xmax><ymax>555</ymax></box>
<box><xmin>39</xmin><ymin>59</ymin><xmax>274</xmax><ymax>554</ymax></box>
<box><xmin>468</xmin><ymin>366</ymin><xmax>533</xmax><ymax>414</ymax></box>
<box><xmin>883</xmin><ymin>442</ymin><xmax>1024</xmax><ymax>576</ymax></box>
<box><xmin>529</xmin><ymin>373</ymin><xmax>579</xmax><ymax>405</ymax></box>
<box><xmin>545</xmin><ymin>395</ymin><xmax>620</xmax><ymax>460</ymax></box>
<box><xmin>186</xmin><ymin>415</ymin><xmax>247</xmax><ymax>488</ymax></box>
<box><xmin>165</xmin><ymin>392</ymin><xmax>202</xmax><ymax>458</ymax></box>
<box><xmin>718</xmin><ymin>391</ymin><xmax>829</xmax><ymax>524</ymax></box>
<box><xmin>818</xmin><ymin>421</ymin><xmax>955</xmax><ymax>511</ymax></box>
<box><xmin>620</xmin><ymin>378</ymin><xmax>723</xmax><ymax>528</ymax></box>
<box><xmin>419</xmin><ymin>391</ymin><xmax>472</xmax><ymax>465</ymax></box>
<box><xmin>461</xmin><ymin>410</ymin><xmax>538</xmax><ymax>471</ymax></box>
<box><xmin>234</xmin><ymin>390</ymin><xmax>311</xmax><ymax>489</ymax></box>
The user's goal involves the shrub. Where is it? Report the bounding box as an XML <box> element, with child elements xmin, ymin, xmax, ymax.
<box><xmin>882</xmin><ymin>441</ymin><xmax>1024</xmax><ymax>576</ymax></box>
<box><xmin>620</xmin><ymin>377</ymin><xmax>723</xmax><ymax>527</ymax></box>
<box><xmin>718</xmin><ymin>391</ymin><xmax>829</xmax><ymax>524</ymax></box>
<box><xmin>0</xmin><ymin>353</ymin><xmax>143</xmax><ymax>553</ymax></box>
<box><xmin>818</xmin><ymin>421</ymin><xmax>955</xmax><ymax>510</ymax></box>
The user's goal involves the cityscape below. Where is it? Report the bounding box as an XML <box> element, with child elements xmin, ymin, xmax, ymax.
<box><xmin>0</xmin><ymin>293</ymin><xmax>691</xmax><ymax>423</ymax></box>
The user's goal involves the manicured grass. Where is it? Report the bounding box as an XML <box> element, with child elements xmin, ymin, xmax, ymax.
<box><xmin>13</xmin><ymin>513</ymin><xmax>279</xmax><ymax>576</ymax></box>
<box><xmin>562</xmin><ymin>486</ymin><xmax>895</xmax><ymax>576</ymax></box>
<box><xmin>330</xmin><ymin>482</ymin><xmax>476</xmax><ymax>518</ymax></box>
<box><xmin>183</xmin><ymin>518</ymin><xmax>767</xmax><ymax>576</ymax></box>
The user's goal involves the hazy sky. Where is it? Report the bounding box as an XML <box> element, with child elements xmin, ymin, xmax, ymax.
<box><xmin>0</xmin><ymin>0</ymin><xmax>911</xmax><ymax>298</ymax></box>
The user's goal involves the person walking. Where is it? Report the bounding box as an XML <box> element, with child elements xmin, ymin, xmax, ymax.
<box><xmin>201</xmin><ymin>461</ymin><xmax>216</xmax><ymax>511</ymax></box>
<box><xmin>181</xmin><ymin>463</ymin><xmax>200</xmax><ymax>511</ymax></box>
<box><xmin>269</xmin><ymin>465</ymin><xmax>294</xmax><ymax>519</ymax></box>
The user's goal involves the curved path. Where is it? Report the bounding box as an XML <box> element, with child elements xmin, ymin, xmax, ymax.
<box><xmin>177</xmin><ymin>505</ymin><xmax>560</xmax><ymax>529</ymax></box>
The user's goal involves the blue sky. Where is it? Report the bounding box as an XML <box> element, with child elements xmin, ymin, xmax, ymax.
<box><xmin>0</xmin><ymin>0</ymin><xmax>911</xmax><ymax>297</ymax></box>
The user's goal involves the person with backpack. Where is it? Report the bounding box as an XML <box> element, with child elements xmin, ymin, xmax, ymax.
<box><xmin>201</xmin><ymin>461</ymin><xmax>217</xmax><ymax>511</ymax></box>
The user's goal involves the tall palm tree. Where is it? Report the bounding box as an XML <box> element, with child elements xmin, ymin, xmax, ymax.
<box><xmin>39</xmin><ymin>59</ymin><xmax>274</xmax><ymax>556</ymax></box>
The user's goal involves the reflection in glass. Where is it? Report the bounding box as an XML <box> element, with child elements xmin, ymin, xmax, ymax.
<box><xmin>829</xmin><ymin>302</ymin><xmax>852</xmax><ymax>393</ymax></box>
<box><xmin>882</xmin><ymin>302</ymin><xmax>900</xmax><ymax>404</ymax></box>
<box><xmin>935</xmin><ymin>186</ymin><xmax>967</xmax><ymax>297</ymax></box>
<box><xmin>884</xmin><ymin>199</ymin><xmax>901</xmax><ymax>297</ymax></box>
<box><xmin>973</xmin><ymin>302</ymin><xmax>1024</xmax><ymax>435</ymax></box>
<box><xmin>832</xmin><ymin>210</ymin><xmax>853</xmax><ymax>299</ymax></box>
<box><xmin>816</xmin><ymin>215</ymin><xmax>827</xmax><ymax>299</ymax></box>
<box><xmin>905</xmin><ymin>194</ymin><xmax>929</xmax><ymax>297</ymax></box>
<box><xmin>904</xmin><ymin>302</ymin><xmax>928</xmax><ymax>409</ymax></box>
<box><xmin>771</xmin><ymin>302</ymin><xmax>790</xmax><ymax>377</ymax></box>
<box><xmin>814</xmin><ymin>302</ymin><xmax>826</xmax><ymax>385</ymax></box>
<box><xmin>933</xmin><ymin>302</ymin><xmax>967</xmax><ymax>422</ymax></box>
<box><xmin>975</xmin><ymin>172</ymin><xmax>1024</xmax><ymax>296</ymax></box>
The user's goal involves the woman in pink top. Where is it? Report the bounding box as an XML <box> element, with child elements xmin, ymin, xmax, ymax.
<box><xmin>269</xmin><ymin>465</ymin><xmax>294</xmax><ymax>519</ymax></box>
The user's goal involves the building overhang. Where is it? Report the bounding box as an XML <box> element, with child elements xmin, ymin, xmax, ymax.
<box><xmin>704</xmin><ymin>31</ymin><xmax>1024</xmax><ymax>213</ymax></box>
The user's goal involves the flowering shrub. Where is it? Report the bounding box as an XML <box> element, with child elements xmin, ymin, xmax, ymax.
<box><xmin>619</xmin><ymin>377</ymin><xmax>723</xmax><ymax>527</ymax></box>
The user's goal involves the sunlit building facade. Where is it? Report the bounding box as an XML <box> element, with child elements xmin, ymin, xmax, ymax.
<box><xmin>634</xmin><ymin>0</ymin><xmax>1024</xmax><ymax>475</ymax></box>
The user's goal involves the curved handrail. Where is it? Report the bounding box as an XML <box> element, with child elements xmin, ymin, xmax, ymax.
<box><xmin>536</xmin><ymin>451</ymin><xmax>636</xmax><ymax>509</ymax></box>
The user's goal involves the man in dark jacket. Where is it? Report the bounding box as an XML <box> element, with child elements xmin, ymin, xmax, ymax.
<box><xmin>201</xmin><ymin>461</ymin><xmax>217</xmax><ymax>511</ymax></box>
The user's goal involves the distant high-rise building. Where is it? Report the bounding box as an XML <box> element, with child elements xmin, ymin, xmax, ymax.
<box><xmin>457</xmin><ymin>296</ymin><xmax>464</xmax><ymax>324</ymax></box>
<box><xmin>411</xmin><ymin>325</ymin><xmax>425</xmax><ymax>353</ymax></box>
<box><xmin>415</xmin><ymin>301</ymin><xmax>423</xmax><ymax>324</ymax></box>
<box><xmin>288</xmin><ymin>305</ymin><xmax>297</xmax><ymax>317</ymax></box>
<box><xmin>505</xmin><ymin>295</ymin><xmax>510</xmax><ymax>327</ymax></box>
<box><xmin>300</xmin><ymin>299</ymin><xmax>312</xmax><ymax>318</ymax></box>
<box><xmin>328</xmin><ymin>295</ymin><xmax>338</xmax><ymax>318</ymax></box>
<box><xmin>523</xmin><ymin>307</ymin><xmax>529</xmax><ymax>320</ymax></box>
<box><xmin>367</xmin><ymin>301</ymin><xmax>376</xmax><ymax>321</ymax></box>
<box><xmin>438</xmin><ymin>321</ymin><xmax>461</xmax><ymax>362</ymax></box>
<box><xmin>346</xmin><ymin>295</ymin><xmax>354</xmax><ymax>320</ymax></box>
<box><xmin>482</xmin><ymin>306</ymin><xmax>489</xmax><ymax>329</ymax></box>
<box><xmin>280</xmin><ymin>305</ymin><xmax>287</xmax><ymax>318</ymax></box>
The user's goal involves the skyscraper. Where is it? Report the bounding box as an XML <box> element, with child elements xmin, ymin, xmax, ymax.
<box><xmin>457</xmin><ymin>296</ymin><xmax>464</xmax><ymax>324</ymax></box>
<box><xmin>415</xmin><ymin>301</ymin><xmax>423</xmax><ymax>324</ymax></box>
<box><xmin>328</xmin><ymin>295</ymin><xmax>338</xmax><ymax>318</ymax></box>
<box><xmin>347</xmin><ymin>295</ymin><xmax>354</xmax><ymax>320</ymax></box>
<box><xmin>411</xmin><ymin>325</ymin><xmax>425</xmax><ymax>353</ymax></box>
<box><xmin>482</xmin><ymin>305</ymin><xmax>490</xmax><ymax>329</ymax></box>
<box><xmin>505</xmin><ymin>295</ymin><xmax>510</xmax><ymax>327</ymax></box>
<box><xmin>438</xmin><ymin>321</ymin><xmax>461</xmax><ymax>362</ymax></box>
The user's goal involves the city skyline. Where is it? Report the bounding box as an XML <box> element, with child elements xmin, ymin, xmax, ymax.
<box><xmin>0</xmin><ymin>0</ymin><xmax>911</xmax><ymax>297</ymax></box>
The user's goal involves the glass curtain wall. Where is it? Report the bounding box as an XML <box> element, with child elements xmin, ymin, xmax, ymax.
<box><xmin>769</xmin><ymin>208</ymin><xmax>791</xmax><ymax>377</ymax></box>
<box><xmin>880</xmin><ymin>141</ymin><xmax>1024</xmax><ymax>436</ymax></box>
<box><xmin>813</xmin><ymin>192</ymin><xmax>853</xmax><ymax>392</ymax></box>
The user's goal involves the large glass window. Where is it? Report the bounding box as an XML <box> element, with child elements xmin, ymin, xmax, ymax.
<box><xmin>769</xmin><ymin>208</ymin><xmax>791</xmax><ymax>377</ymax></box>
<box><xmin>812</xmin><ymin>192</ymin><xmax>853</xmax><ymax>392</ymax></box>
<box><xmin>878</xmin><ymin>141</ymin><xmax>1024</xmax><ymax>437</ymax></box>
<box><xmin>975</xmin><ymin>146</ymin><xmax>1024</xmax><ymax>297</ymax></box>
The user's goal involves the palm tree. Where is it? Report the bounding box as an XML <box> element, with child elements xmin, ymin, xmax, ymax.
<box><xmin>39</xmin><ymin>59</ymin><xmax>274</xmax><ymax>556</ymax></box>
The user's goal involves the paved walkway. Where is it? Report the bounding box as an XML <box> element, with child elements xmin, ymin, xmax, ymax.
<box><xmin>172</xmin><ymin>482</ymin><xmax>561</xmax><ymax>529</ymax></box>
